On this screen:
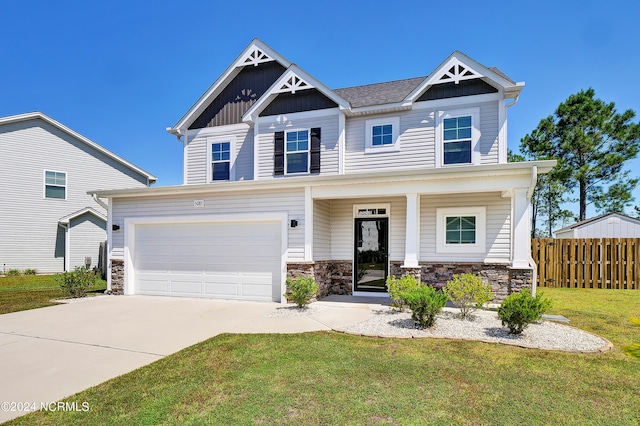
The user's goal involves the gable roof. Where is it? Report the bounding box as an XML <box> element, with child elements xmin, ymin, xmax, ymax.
<box><xmin>242</xmin><ymin>65</ymin><xmax>350</xmax><ymax>123</ymax></box>
<box><xmin>58</xmin><ymin>207</ymin><xmax>107</xmax><ymax>225</ymax></box>
<box><xmin>554</xmin><ymin>212</ymin><xmax>640</xmax><ymax>234</ymax></box>
<box><xmin>334</xmin><ymin>77</ymin><xmax>425</xmax><ymax>108</ymax></box>
<box><xmin>0</xmin><ymin>112</ymin><xmax>156</xmax><ymax>184</ymax></box>
<box><xmin>168</xmin><ymin>39</ymin><xmax>293</xmax><ymax>135</ymax></box>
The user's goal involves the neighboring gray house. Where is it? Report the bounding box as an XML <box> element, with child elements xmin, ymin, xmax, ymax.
<box><xmin>91</xmin><ymin>39</ymin><xmax>555</xmax><ymax>303</ymax></box>
<box><xmin>554</xmin><ymin>213</ymin><xmax>640</xmax><ymax>239</ymax></box>
<box><xmin>0</xmin><ymin>112</ymin><xmax>156</xmax><ymax>273</ymax></box>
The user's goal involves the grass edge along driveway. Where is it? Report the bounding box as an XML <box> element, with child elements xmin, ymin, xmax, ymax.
<box><xmin>7</xmin><ymin>288</ymin><xmax>640</xmax><ymax>425</ymax></box>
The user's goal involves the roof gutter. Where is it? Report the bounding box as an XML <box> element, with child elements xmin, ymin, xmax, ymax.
<box><xmin>93</xmin><ymin>193</ymin><xmax>109</xmax><ymax>210</ymax></box>
<box><xmin>527</xmin><ymin>164</ymin><xmax>539</xmax><ymax>296</ymax></box>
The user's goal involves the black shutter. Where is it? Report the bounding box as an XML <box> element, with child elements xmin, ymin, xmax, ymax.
<box><xmin>274</xmin><ymin>131</ymin><xmax>284</xmax><ymax>175</ymax></box>
<box><xmin>310</xmin><ymin>127</ymin><xmax>321</xmax><ymax>173</ymax></box>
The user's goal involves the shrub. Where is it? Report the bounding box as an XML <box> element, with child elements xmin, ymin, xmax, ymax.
<box><xmin>6</xmin><ymin>269</ymin><xmax>21</xmax><ymax>276</ymax></box>
<box><xmin>401</xmin><ymin>284</ymin><xmax>448</xmax><ymax>328</ymax></box>
<box><xmin>23</xmin><ymin>268</ymin><xmax>37</xmax><ymax>276</ymax></box>
<box><xmin>285</xmin><ymin>276</ymin><xmax>319</xmax><ymax>308</ymax></box>
<box><xmin>386</xmin><ymin>274</ymin><xmax>420</xmax><ymax>311</ymax></box>
<box><xmin>497</xmin><ymin>289</ymin><xmax>552</xmax><ymax>334</ymax></box>
<box><xmin>444</xmin><ymin>273</ymin><xmax>494</xmax><ymax>319</ymax></box>
<box><xmin>57</xmin><ymin>266</ymin><xmax>98</xmax><ymax>298</ymax></box>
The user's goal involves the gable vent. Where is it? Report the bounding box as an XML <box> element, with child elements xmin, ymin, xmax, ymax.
<box><xmin>241</xmin><ymin>47</ymin><xmax>272</xmax><ymax>67</ymax></box>
<box><xmin>437</xmin><ymin>60</ymin><xmax>481</xmax><ymax>84</ymax></box>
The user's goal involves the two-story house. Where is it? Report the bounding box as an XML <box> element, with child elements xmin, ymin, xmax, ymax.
<box><xmin>0</xmin><ymin>112</ymin><xmax>156</xmax><ymax>274</ymax></box>
<box><xmin>91</xmin><ymin>39</ymin><xmax>555</xmax><ymax>302</ymax></box>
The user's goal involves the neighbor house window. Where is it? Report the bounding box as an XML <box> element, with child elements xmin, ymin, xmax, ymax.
<box><xmin>211</xmin><ymin>142</ymin><xmax>231</xmax><ymax>181</ymax></box>
<box><xmin>365</xmin><ymin>117</ymin><xmax>400</xmax><ymax>153</ymax></box>
<box><xmin>437</xmin><ymin>108</ymin><xmax>479</xmax><ymax>167</ymax></box>
<box><xmin>436</xmin><ymin>207</ymin><xmax>486</xmax><ymax>254</ymax></box>
<box><xmin>44</xmin><ymin>171</ymin><xmax>66</xmax><ymax>199</ymax></box>
<box><xmin>286</xmin><ymin>130</ymin><xmax>309</xmax><ymax>173</ymax></box>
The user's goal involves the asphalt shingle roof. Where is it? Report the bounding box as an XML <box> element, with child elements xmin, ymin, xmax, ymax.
<box><xmin>334</xmin><ymin>77</ymin><xmax>426</xmax><ymax>108</ymax></box>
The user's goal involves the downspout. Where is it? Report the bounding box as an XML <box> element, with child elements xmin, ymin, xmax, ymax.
<box><xmin>505</xmin><ymin>94</ymin><xmax>520</xmax><ymax>109</ymax></box>
<box><xmin>93</xmin><ymin>193</ymin><xmax>109</xmax><ymax>210</ymax></box>
<box><xmin>527</xmin><ymin>166</ymin><xmax>538</xmax><ymax>296</ymax></box>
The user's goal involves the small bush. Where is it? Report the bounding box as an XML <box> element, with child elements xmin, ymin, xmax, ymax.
<box><xmin>497</xmin><ymin>289</ymin><xmax>552</xmax><ymax>334</ymax></box>
<box><xmin>57</xmin><ymin>266</ymin><xmax>98</xmax><ymax>298</ymax></box>
<box><xmin>23</xmin><ymin>268</ymin><xmax>37</xmax><ymax>276</ymax></box>
<box><xmin>444</xmin><ymin>273</ymin><xmax>494</xmax><ymax>319</ymax></box>
<box><xmin>386</xmin><ymin>274</ymin><xmax>420</xmax><ymax>311</ymax></box>
<box><xmin>285</xmin><ymin>276</ymin><xmax>319</xmax><ymax>308</ymax></box>
<box><xmin>6</xmin><ymin>269</ymin><xmax>21</xmax><ymax>276</ymax></box>
<box><xmin>401</xmin><ymin>284</ymin><xmax>448</xmax><ymax>328</ymax></box>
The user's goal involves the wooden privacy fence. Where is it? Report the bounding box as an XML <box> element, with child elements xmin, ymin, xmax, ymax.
<box><xmin>532</xmin><ymin>238</ymin><xmax>640</xmax><ymax>289</ymax></box>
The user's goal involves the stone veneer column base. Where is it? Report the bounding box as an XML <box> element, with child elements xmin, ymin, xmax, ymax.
<box><xmin>109</xmin><ymin>259</ymin><xmax>124</xmax><ymax>295</ymax></box>
<box><xmin>287</xmin><ymin>261</ymin><xmax>353</xmax><ymax>297</ymax></box>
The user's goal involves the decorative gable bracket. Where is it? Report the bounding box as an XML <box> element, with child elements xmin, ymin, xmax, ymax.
<box><xmin>240</xmin><ymin>47</ymin><xmax>273</xmax><ymax>67</ymax></box>
<box><xmin>274</xmin><ymin>74</ymin><xmax>312</xmax><ymax>94</ymax></box>
<box><xmin>436</xmin><ymin>59</ymin><xmax>482</xmax><ymax>84</ymax></box>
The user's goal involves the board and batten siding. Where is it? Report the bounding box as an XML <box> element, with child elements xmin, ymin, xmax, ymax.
<box><xmin>0</xmin><ymin>119</ymin><xmax>149</xmax><ymax>273</ymax></box>
<box><xmin>344</xmin><ymin>101</ymin><xmax>499</xmax><ymax>173</ymax></box>
<box><xmin>328</xmin><ymin>197</ymin><xmax>407</xmax><ymax>261</ymax></box>
<box><xmin>69</xmin><ymin>214</ymin><xmax>106</xmax><ymax>270</ymax></box>
<box><xmin>419</xmin><ymin>192</ymin><xmax>511</xmax><ymax>263</ymax></box>
<box><xmin>184</xmin><ymin>124</ymin><xmax>253</xmax><ymax>184</ymax></box>
<box><xmin>256</xmin><ymin>112</ymin><xmax>340</xmax><ymax>179</ymax></box>
<box><xmin>110</xmin><ymin>188</ymin><xmax>305</xmax><ymax>261</ymax></box>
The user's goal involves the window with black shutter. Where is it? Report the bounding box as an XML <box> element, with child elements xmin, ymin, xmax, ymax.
<box><xmin>310</xmin><ymin>127</ymin><xmax>321</xmax><ymax>173</ymax></box>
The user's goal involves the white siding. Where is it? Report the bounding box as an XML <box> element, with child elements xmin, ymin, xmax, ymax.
<box><xmin>0</xmin><ymin>119</ymin><xmax>149</xmax><ymax>273</ymax></box>
<box><xmin>185</xmin><ymin>124</ymin><xmax>253</xmax><ymax>184</ymax></box>
<box><xmin>420</xmin><ymin>192</ymin><xmax>511</xmax><ymax>262</ymax></box>
<box><xmin>69</xmin><ymin>214</ymin><xmax>106</xmax><ymax>270</ymax></box>
<box><xmin>573</xmin><ymin>216</ymin><xmax>640</xmax><ymax>238</ymax></box>
<box><xmin>328</xmin><ymin>197</ymin><xmax>406</xmax><ymax>261</ymax></box>
<box><xmin>257</xmin><ymin>113</ymin><xmax>340</xmax><ymax>179</ymax></box>
<box><xmin>313</xmin><ymin>199</ymin><xmax>331</xmax><ymax>260</ymax></box>
<box><xmin>111</xmin><ymin>188</ymin><xmax>305</xmax><ymax>261</ymax></box>
<box><xmin>344</xmin><ymin>101</ymin><xmax>500</xmax><ymax>173</ymax></box>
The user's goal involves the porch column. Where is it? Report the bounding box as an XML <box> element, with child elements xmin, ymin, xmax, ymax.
<box><xmin>304</xmin><ymin>186</ymin><xmax>313</xmax><ymax>261</ymax></box>
<box><xmin>512</xmin><ymin>188</ymin><xmax>531</xmax><ymax>268</ymax></box>
<box><xmin>403</xmin><ymin>193</ymin><xmax>420</xmax><ymax>267</ymax></box>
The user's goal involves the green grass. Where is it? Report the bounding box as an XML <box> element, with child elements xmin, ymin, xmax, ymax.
<box><xmin>0</xmin><ymin>275</ymin><xmax>106</xmax><ymax>315</ymax></box>
<box><xmin>9</xmin><ymin>288</ymin><xmax>640</xmax><ymax>425</ymax></box>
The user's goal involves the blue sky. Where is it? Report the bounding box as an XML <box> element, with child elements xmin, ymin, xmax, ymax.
<box><xmin>2</xmin><ymin>0</ymin><xmax>639</xmax><ymax>217</ymax></box>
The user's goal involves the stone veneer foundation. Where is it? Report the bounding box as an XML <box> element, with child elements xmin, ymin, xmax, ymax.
<box><xmin>288</xmin><ymin>261</ymin><xmax>533</xmax><ymax>302</ymax></box>
<box><xmin>108</xmin><ymin>259</ymin><xmax>125</xmax><ymax>295</ymax></box>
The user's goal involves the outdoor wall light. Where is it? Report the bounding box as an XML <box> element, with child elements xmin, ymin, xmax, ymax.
<box><xmin>290</xmin><ymin>220</ymin><xmax>298</xmax><ymax>228</ymax></box>
<box><xmin>112</xmin><ymin>224</ymin><xmax>121</xmax><ymax>231</ymax></box>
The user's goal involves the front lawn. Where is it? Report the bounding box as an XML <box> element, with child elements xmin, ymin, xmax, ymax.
<box><xmin>9</xmin><ymin>288</ymin><xmax>640</xmax><ymax>425</ymax></box>
<box><xmin>0</xmin><ymin>275</ymin><xmax>106</xmax><ymax>315</ymax></box>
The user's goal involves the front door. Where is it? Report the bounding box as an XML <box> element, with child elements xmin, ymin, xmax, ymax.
<box><xmin>354</xmin><ymin>217</ymin><xmax>389</xmax><ymax>292</ymax></box>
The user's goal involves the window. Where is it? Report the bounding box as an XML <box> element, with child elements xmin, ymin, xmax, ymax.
<box><xmin>44</xmin><ymin>171</ymin><xmax>66</xmax><ymax>199</ymax></box>
<box><xmin>365</xmin><ymin>117</ymin><xmax>400</xmax><ymax>153</ymax></box>
<box><xmin>443</xmin><ymin>116</ymin><xmax>472</xmax><ymax>164</ymax></box>
<box><xmin>286</xmin><ymin>130</ymin><xmax>309</xmax><ymax>173</ymax></box>
<box><xmin>436</xmin><ymin>207</ymin><xmax>486</xmax><ymax>253</ymax></box>
<box><xmin>211</xmin><ymin>142</ymin><xmax>231</xmax><ymax>181</ymax></box>
<box><xmin>446</xmin><ymin>216</ymin><xmax>476</xmax><ymax>244</ymax></box>
<box><xmin>436</xmin><ymin>108</ymin><xmax>479</xmax><ymax>167</ymax></box>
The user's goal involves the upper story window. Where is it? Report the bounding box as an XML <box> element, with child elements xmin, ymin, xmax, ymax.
<box><xmin>365</xmin><ymin>117</ymin><xmax>400</xmax><ymax>153</ymax></box>
<box><xmin>211</xmin><ymin>142</ymin><xmax>231</xmax><ymax>181</ymax></box>
<box><xmin>436</xmin><ymin>107</ymin><xmax>480</xmax><ymax>167</ymax></box>
<box><xmin>44</xmin><ymin>170</ymin><xmax>66</xmax><ymax>199</ymax></box>
<box><xmin>286</xmin><ymin>130</ymin><xmax>309</xmax><ymax>174</ymax></box>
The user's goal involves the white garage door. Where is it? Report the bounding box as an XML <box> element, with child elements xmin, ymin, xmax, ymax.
<box><xmin>133</xmin><ymin>221</ymin><xmax>282</xmax><ymax>301</ymax></box>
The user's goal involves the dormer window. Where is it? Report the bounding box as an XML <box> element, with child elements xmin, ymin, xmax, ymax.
<box><xmin>365</xmin><ymin>116</ymin><xmax>400</xmax><ymax>153</ymax></box>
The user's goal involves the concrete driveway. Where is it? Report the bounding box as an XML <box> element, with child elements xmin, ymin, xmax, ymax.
<box><xmin>0</xmin><ymin>295</ymin><xmax>373</xmax><ymax>423</ymax></box>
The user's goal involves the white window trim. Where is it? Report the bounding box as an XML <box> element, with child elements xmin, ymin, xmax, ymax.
<box><xmin>43</xmin><ymin>170</ymin><xmax>67</xmax><ymax>200</ymax></box>
<box><xmin>353</xmin><ymin>203</ymin><xmax>391</xmax><ymax>218</ymax></box>
<box><xmin>206</xmin><ymin>136</ymin><xmax>235</xmax><ymax>182</ymax></box>
<box><xmin>285</xmin><ymin>128</ymin><xmax>310</xmax><ymax>175</ymax></box>
<box><xmin>364</xmin><ymin>116</ymin><xmax>400</xmax><ymax>153</ymax></box>
<box><xmin>435</xmin><ymin>107</ymin><xmax>480</xmax><ymax>167</ymax></box>
<box><xmin>436</xmin><ymin>206</ymin><xmax>486</xmax><ymax>254</ymax></box>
